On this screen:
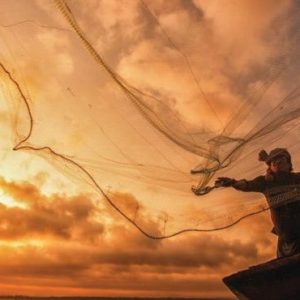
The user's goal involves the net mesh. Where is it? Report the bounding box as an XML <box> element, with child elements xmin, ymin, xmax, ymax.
<box><xmin>1</xmin><ymin>0</ymin><xmax>300</xmax><ymax>238</ymax></box>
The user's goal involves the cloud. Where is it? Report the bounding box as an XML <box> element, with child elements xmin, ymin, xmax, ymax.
<box><xmin>0</xmin><ymin>176</ymin><xmax>104</xmax><ymax>241</ymax></box>
<box><xmin>0</xmin><ymin>174</ymin><xmax>274</xmax><ymax>297</ymax></box>
<box><xmin>115</xmin><ymin>0</ymin><xmax>296</xmax><ymax>131</ymax></box>
<box><xmin>0</xmin><ymin>170</ymin><xmax>282</xmax><ymax>300</ymax></box>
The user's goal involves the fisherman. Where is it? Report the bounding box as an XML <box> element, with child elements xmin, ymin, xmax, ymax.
<box><xmin>216</xmin><ymin>148</ymin><xmax>300</xmax><ymax>258</ymax></box>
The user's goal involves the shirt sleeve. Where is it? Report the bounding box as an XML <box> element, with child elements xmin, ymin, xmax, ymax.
<box><xmin>232</xmin><ymin>176</ymin><xmax>266</xmax><ymax>193</ymax></box>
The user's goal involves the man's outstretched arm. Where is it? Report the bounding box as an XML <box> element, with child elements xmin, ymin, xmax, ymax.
<box><xmin>215</xmin><ymin>176</ymin><xmax>266</xmax><ymax>193</ymax></box>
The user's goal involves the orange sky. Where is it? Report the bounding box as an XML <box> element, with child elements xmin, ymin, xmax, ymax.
<box><xmin>0</xmin><ymin>0</ymin><xmax>299</xmax><ymax>298</ymax></box>
<box><xmin>0</xmin><ymin>171</ymin><xmax>276</xmax><ymax>297</ymax></box>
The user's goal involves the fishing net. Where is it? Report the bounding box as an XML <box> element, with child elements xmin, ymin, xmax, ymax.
<box><xmin>1</xmin><ymin>0</ymin><xmax>300</xmax><ymax>238</ymax></box>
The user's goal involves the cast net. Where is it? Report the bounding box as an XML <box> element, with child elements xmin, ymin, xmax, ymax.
<box><xmin>1</xmin><ymin>0</ymin><xmax>300</xmax><ymax>238</ymax></box>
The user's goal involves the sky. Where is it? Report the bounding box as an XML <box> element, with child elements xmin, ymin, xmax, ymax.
<box><xmin>0</xmin><ymin>0</ymin><xmax>299</xmax><ymax>298</ymax></box>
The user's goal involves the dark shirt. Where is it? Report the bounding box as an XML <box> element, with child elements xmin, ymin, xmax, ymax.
<box><xmin>233</xmin><ymin>172</ymin><xmax>300</xmax><ymax>241</ymax></box>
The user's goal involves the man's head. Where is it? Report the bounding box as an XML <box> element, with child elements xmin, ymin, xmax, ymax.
<box><xmin>259</xmin><ymin>148</ymin><xmax>292</xmax><ymax>173</ymax></box>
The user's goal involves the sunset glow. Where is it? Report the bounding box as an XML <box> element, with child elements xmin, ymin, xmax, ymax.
<box><xmin>1</xmin><ymin>0</ymin><xmax>300</xmax><ymax>298</ymax></box>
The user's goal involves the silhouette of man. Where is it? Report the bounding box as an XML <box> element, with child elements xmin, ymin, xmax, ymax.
<box><xmin>216</xmin><ymin>148</ymin><xmax>300</xmax><ymax>258</ymax></box>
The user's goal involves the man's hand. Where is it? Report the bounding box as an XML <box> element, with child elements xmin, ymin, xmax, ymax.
<box><xmin>215</xmin><ymin>177</ymin><xmax>236</xmax><ymax>187</ymax></box>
